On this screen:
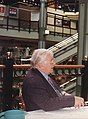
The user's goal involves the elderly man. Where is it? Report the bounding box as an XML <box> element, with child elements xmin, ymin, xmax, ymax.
<box><xmin>22</xmin><ymin>49</ymin><xmax>84</xmax><ymax>111</ymax></box>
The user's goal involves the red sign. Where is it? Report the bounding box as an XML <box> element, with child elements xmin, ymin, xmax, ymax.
<box><xmin>9</xmin><ymin>7</ymin><xmax>17</xmax><ymax>17</ymax></box>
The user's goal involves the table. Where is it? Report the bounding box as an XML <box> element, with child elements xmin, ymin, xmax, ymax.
<box><xmin>25</xmin><ymin>106</ymin><xmax>88</xmax><ymax>119</ymax></box>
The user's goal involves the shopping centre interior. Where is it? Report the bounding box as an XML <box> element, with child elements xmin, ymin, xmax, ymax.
<box><xmin>0</xmin><ymin>0</ymin><xmax>88</xmax><ymax>112</ymax></box>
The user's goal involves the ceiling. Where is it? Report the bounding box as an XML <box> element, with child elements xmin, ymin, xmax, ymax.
<box><xmin>1</xmin><ymin>0</ymin><xmax>79</xmax><ymax>12</ymax></box>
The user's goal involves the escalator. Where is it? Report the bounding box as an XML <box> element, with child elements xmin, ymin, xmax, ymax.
<box><xmin>48</xmin><ymin>33</ymin><xmax>78</xmax><ymax>94</ymax></box>
<box><xmin>48</xmin><ymin>33</ymin><xmax>78</xmax><ymax>63</ymax></box>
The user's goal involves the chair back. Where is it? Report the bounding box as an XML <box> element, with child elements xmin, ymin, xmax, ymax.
<box><xmin>4</xmin><ymin>109</ymin><xmax>25</xmax><ymax>119</ymax></box>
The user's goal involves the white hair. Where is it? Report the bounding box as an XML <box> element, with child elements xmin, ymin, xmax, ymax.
<box><xmin>30</xmin><ymin>49</ymin><xmax>53</xmax><ymax>66</ymax></box>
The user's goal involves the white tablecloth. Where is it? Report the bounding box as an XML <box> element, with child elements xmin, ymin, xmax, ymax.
<box><xmin>25</xmin><ymin>106</ymin><xmax>88</xmax><ymax>119</ymax></box>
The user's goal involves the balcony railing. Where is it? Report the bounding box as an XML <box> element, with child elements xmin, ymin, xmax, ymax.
<box><xmin>47</xmin><ymin>12</ymin><xmax>77</xmax><ymax>36</ymax></box>
<box><xmin>0</xmin><ymin>64</ymin><xmax>84</xmax><ymax>77</ymax></box>
<box><xmin>0</xmin><ymin>11</ymin><xmax>77</xmax><ymax>36</ymax></box>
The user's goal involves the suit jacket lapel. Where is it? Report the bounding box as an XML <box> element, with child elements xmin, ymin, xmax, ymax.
<box><xmin>32</xmin><ymin>68</ymin><xmax>62</xmax><ymax>97</ymax></box>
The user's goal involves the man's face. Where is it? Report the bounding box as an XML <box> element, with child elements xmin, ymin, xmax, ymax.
<box><xmin>41</xmin><ymin>53</ymin><xmax>56</xmax><ymax>74</ymax></box>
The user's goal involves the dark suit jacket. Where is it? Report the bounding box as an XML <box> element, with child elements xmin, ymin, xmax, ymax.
<box><xmin>22</xmin><ymin>68</ymin><xmax>75</xmax><ymax>111</ymax></box>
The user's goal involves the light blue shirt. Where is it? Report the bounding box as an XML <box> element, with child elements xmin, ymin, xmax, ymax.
<box><xmin>38</xmin><ymin>69</ymin><xmax>49</xmax><ymax>81</ymax></box>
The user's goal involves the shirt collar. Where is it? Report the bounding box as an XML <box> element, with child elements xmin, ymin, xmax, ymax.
<box><xmin>38</xmin><ymin>69</ymin><xmax>49</xmax><ymax>80</ymax></box>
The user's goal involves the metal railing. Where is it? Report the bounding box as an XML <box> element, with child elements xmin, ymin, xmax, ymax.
<box><xmin>0</xmin><ymin>11</ymin><xmax>77</xmax><ymax>36</ymax></box>
<box><xmin>47</xmin><ymin>12</ymin><xmax>77</xmax><ymax>36</ymax></box>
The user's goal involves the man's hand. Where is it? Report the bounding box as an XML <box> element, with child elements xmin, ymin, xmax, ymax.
<box><xmin>74</xmin><ymin>96</ymin><xmax>84</xmax><ymax>108</ymax></box>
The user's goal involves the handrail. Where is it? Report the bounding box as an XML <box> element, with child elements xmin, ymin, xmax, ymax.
<box><xmin>55</xmin><ymin>64</ymin><xmax>85</xmax><ymax>69</ymax></box>
<box><xmin>0</xmin><ymin>64</ymin><xmax>84</xmax><ymax>69</ymax></box>
<box><xmin>13</xmin><ymin>64</ymin><xmax>31</xmax><ymax>69</ymax></box>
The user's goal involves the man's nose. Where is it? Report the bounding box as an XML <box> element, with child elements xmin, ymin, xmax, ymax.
<box><xmin>52</xmin><ymin>60</ymin><xmax>56</xmax><ymax>65</ymax></box>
